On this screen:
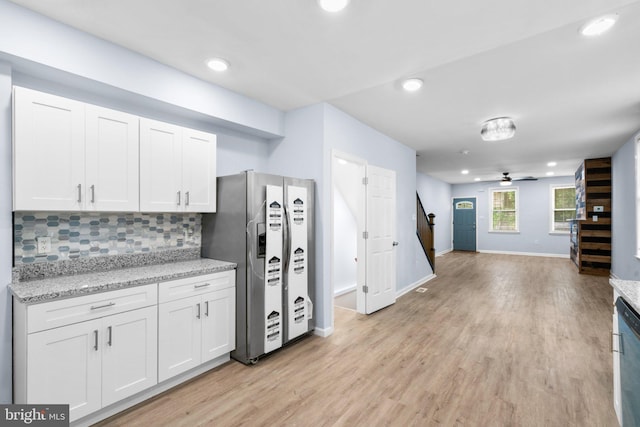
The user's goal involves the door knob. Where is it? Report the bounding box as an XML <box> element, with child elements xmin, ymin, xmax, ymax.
<box><xmin>392</xmin><ymin>241</ymin><xmax>399</xmax><ymax>246</ymax></box>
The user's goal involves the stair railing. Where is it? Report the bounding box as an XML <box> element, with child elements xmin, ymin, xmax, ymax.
<box><xmin>416</xmin><ymin>193</ymin><xmax>436</xmax><ymax>272</ymax></box>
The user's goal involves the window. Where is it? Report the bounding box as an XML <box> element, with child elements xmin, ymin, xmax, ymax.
<box><xmin>490</xmin><ymin>188</ymin><xmax>518</xmax><ymax>232</ymax></box>
<box><xmin>551</xmin><ymin>185</ymin><xmax>576</xmax><ymax>233</ymax></box>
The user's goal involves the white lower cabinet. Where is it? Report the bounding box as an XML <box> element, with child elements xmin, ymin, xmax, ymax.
<box><xmin>14</xmin><ymin>271</ymin><xmax>235</xmax><ymax>425</ymax></box>
<box><xmin>158</xmin><ymin>271</ymin><xmax>236</xmax><ymax>382</ymax></box>
<box><xmin>27</xmin><ymin>318</ymin><xmax>102</xmax><ymax>420</ymax></box>
<box><xmin>613</xmin><ymin>289</ymin><xmax>622</xmax><ymax>426</ymax></box>
<box><xmin>14</xmin><ymin>284</ymin><xmax>158</xmax><ymax>423</ymax></box>
<box><xmin>101</xmin><ymin>306</ymin><xmax>158</xmax><ymax>407</ymax></box>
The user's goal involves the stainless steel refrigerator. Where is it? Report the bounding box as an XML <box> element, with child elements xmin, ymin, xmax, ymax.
<box><xmin>201</xmin><ymin>171</ymin><xmax>315</xmax><ymax>364</ymax></box>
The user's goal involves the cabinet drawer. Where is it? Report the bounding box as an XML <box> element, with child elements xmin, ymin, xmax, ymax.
<box><xmin>28</xmin><ymin>284</ymin><xmax>158</xmax><ymax>333</ymax></box>
<box><xmin>158</xmin><ymin>271</ymin><xmax>235</xmax><ymax>303</ymax></box>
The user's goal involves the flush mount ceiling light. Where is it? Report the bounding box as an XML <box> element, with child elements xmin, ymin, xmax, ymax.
<box><xmin>474</xmin><ymin>177</ymin><xmax>481</xmax><ymax>182</ymax></box>
<box><xmin>461</xmin><ymin>169</ymin><xmax>469</xmax><ymax>175</ymax></box>
<box><xmin>546</xmin><ymin>171</ymin><xmax>555</xmax><ymax>176</ymax></box>
<box><xmin>206</xmin><ymin>58</ymin><xmax>229</xmax><ymax>72</ymax></box>
<box><xmin>547</xmin><ymin>161</ymin><xmax>557</xmax><ymax>167</ymax></box>
<box><xmin>480</xmin><ymin>117</ymin><xmax>516</xmax><ymax>141</ymax></box>
<box><xmin>318</xmin><ymin>0</ymin><xmax>350</xmax><ymax>12</ymax></box>
<box><xmin>580</xmin><ymin>14</ymin><xmax>618</xmax><ymax>37</ymax></box>
<box><xmin>402</xmin><ymin>78</ymin><xmax>423</xmax><ymax>92</ymax></box>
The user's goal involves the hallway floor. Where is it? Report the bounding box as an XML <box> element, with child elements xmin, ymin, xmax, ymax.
<box><xmin>98</xmin><ymin>252</ymin><xmax>617</xmax><ymax>426</ymax></box>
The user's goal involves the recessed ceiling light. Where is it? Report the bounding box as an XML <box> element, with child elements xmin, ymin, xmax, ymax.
<box><xmin>547</xmin><ymin>161</ymin><xmax>557</xmax><ymax>167</ymax></box>
<box><xmin>206</xmin><ymin>58</ymin><xmax>229</xmax><ymax>72</ymax></box>
<box><xmin>461</xmin><ymin>170</ymin><xmax>469</xmax><ymax>175</ymax></box>
<box><xmin>580</xmin><ymin>14</ymin><xmax>618</xmax><ymax>37</ymax></box>
<box><xmin>402</xmin><ymin>78</ymin><xmax>423</xmax><ymax>92</ymax></box>
<box><xmin>318</xmin><ymin>0</ymin><xmax>350</xmax><ymax>12</ymax></box>
<box><xmin>546</xmin><ymin>171</ymin><xmax>555</xmax><ymax>176</ymax></box>
<box><xmin>474</xmin><ymin>177</ymin><xmax>481</xmax><ymax>182</ymax></box>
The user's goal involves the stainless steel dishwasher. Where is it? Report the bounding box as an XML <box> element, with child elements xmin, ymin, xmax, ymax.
<box><xmin>615</xmin><ymin>297</ymin><xmax>640</xmax><ymax>426</ymax></box>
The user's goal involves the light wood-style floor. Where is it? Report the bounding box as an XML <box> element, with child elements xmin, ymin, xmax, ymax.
<box><xmin>97</xmin><ymin>252</ymin><xmax>618</xmax><ymax>426</ymax></box>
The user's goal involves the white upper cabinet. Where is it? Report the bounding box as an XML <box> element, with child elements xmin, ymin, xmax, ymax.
<box><xmin>13</xmin><ymin>87</ymin><xmax>217</xmax><ymax>213</ymax></box>
<box><xmin>13</xmin><ymin>87</ymin><xmax>140</xmax><ymax>211</ymax></box>
<box><xmin>13</xmin><ymin>87</ymin><xmax>85</xmax><ymax>211</ymax></box>
<box><xmin>182</xmin><ymin>128</ymin><xmax>216</xmax><ymax>212</ymax></box>
<box><xmin>85</xmin><ymin>105</ymin><xmax>139</xmax><ymax>211</ymax></box>
<box><xmin>140</xmin><ymin>119</ymin><xmax>216</xmax><ymax>213</ymax></box>
<box><xmin>139</xmin><ymin>119</ymin><xmax>183</xmax><ymax>212</ymax></box>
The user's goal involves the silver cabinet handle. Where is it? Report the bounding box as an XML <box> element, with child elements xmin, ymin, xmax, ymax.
<box><xmin>185</xmin><ymin>191</ymin><xmax>190</xmax><ymax>206</ymax></box>
<box><xmin>177</xmin><ymin>191</ymin><xmax>181</xmax><ymax>206</ymax></box>
<box><xmin>77</xmin><ymin>184</ymin><xmax>82</xmax><ymax>203</ymax></box>
<box><xmin>90</xmin><ymin>302</ymin><xmax>115</xmax><ymax>310</ymax></box>
<box><xmin>90</xmin><ymin>185</ymin><xmax>95</xmax><ymax>203</ymax></box>
<box><xmin>612</xmin><ymin>331</ymin><xmax>621</xmax><ymax>353</ymax></box>
<box><xmin>194</xmin><ymin>283</ymin><xmax>211</xmax><ymax>289</ymax></box>
<box><xmin>205</xmin><ymin>301</ymin><xmax>209</xmax><ymax>317</ymax></box>
<box><xmin>93</xmin><ymin>330</ymin><xmax>99</xmax><ymax>351</ymax></box>
<box><xmin>196</xmin><ymin>303</ymin><xmax>201</xmax><ymax>319</ymax></box>
<box><xmin>107</xmin><ymin>326</ymin><xmax>113</xmax><ymax>346</ymax></box>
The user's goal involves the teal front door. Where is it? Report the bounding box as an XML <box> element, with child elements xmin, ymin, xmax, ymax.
<box><xmin>453</xmin><ymin>197</ymin><xmax>476</xmax><ymax>251</ymax></box>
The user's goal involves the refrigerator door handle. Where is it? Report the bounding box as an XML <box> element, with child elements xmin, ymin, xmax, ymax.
<box><xmin>306</xmin><ymin>296</ymin><xmax>313</xmax><ymax>320</ymax></box>
<box><xmin>283</xmin><ymin>204</ymin><xmax>291</xmax><ymax>275</ymax></box>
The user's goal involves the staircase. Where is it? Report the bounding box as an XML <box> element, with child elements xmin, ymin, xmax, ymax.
<box><xmin>416</xmin><ymin>193</ymin><xmax>436</xmax><ymax>273</ymax></box>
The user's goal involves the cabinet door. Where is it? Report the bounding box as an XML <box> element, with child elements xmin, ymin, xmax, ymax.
<box><xmin>102</xmin><ymin>306</ymin><xmax>158</xmax><ymax>407</ymax></box>
<box><xmin>13</xmin><ymin>86</ymin><xmax>85</xmax><ymax>211</ymax></box>
<box><xmin>158</xmin><ymin>295</ymin><xmax>201</xmax><ymax>382</ymax></box>
<box><xmin>27</xmin><ymin>319</ymin><xmax>102</xmax><ymax>422</ymax></box>
<box><xmin>85</xmin><ymin>105</ymin><xmax>139</xmax><ymax>212</ymax></box>
<box><xmin>201</xmin><ymin>288</ymin><xmax>235</xmax><ymax>363</ymax></box>
<box><xmin>140</xmin><ymin>118</ymin><xmax>183</xmax><ymax>212</ymax></box>
<box><xmin>613</xmin><ymin>306</ymin><xmax>622</xmax><ymax>426</ymax></box>
<box><xmin>182</xmin><ymin>128</ymin><xmax>216</xmax><ymax>213</ymax></box>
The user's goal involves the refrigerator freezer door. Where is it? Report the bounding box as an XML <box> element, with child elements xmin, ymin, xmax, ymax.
<box><xmin>285</xmin><ymin>185</ymin><xmax>310</xmax><ymax>340</ymax></box>
<box><xmin>264</xmin><ymin>185</ymin><xmax>284</xmax><ymax>353</ymax></box>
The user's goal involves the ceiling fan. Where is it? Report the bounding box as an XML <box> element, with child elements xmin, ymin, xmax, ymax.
<box><xmin>499</xmin><ymin>172</ymin><xmax>537</xmax><ymax>186</ymax></box>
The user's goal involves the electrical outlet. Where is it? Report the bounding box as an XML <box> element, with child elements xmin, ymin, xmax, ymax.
<box><xmin>593</xmin><ymin>215</ymin><xmax>598</xmax><ymax>222</ymax></box>
<box><xmin>37</xmin><ymin>236</ymin><xmax>51</xmax><ymax>254</ymax></box>
<box><xmin>594</xmin><ymin>206</ymin><xmax>604</xmax><ymax>212</ymax></box>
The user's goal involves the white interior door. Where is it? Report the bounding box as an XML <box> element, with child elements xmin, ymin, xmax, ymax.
<box><xmin>364</xmin><ymin>165</ymin><xmax>397</xmax><ymax>314</ymax></box>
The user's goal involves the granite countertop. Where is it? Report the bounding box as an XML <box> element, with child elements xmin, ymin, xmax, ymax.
<box><xmin>610</xmin><ymin>278</ymin><xmax>640</xmax><ymax>313</ymax></box>
<box><xmin>10</xmin><ymin>250</ymin><xmax>236</xmax><ymax>304</ymax></box>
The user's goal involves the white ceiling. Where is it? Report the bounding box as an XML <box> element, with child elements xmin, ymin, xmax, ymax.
<box><xmin>9</xmin><ymin>0</ymin><xmax>640</xmax><ymax>183</ymax></box>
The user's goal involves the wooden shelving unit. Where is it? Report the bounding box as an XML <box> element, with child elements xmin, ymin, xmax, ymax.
<box><xmin>571</xmin><ymin>157</ymin><xmax>612</xmax><ymax>276</ymax></box>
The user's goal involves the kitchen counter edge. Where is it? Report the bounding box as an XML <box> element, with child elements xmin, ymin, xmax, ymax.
<box><xmin>610</xmin><ymin>278</ymin><xmax>640</xmax><ymax>313</ymax></box>
<box><xmin>10</xmin><ymin>258</ymin><xmax>237</xmax><ymax>305</ymax></box>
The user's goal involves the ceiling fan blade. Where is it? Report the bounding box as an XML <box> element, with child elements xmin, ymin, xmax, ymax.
<box><xmin>513</xmin><ymin>176</ymin><xmax>538</xmax><ymax>181</ymax></box>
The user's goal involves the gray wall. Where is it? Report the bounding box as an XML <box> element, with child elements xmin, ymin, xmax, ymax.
<box><xmin>612</xmin><ymin>134</ymin><xmax>640</xmax><ymax>279</ymax></box>
<box><xmin>0</xmin><ymin>62</ymin><xmax>12</xmax><ymax>403</ymax></box>
<box><xmin>323</xmin><ymin>104</ymin><xmax>431</xmax><ymax>292</ymax></box>
<box><xmin>416</xmin><ymin>173</ymin><xmax>453</xmax><ymax>255</ymax></box>
<box><xmin>451</xmin><ymin>176</ymin><xmax>575</xmax><ymax>256</ymax></box>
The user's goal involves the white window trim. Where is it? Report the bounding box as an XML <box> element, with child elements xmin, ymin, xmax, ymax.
<box><xmin>550</xmin><ymin>184</ymin><xmax>575</xmax><ymax>234</ymax></box>
<box><xmin>489</xmin><ymin>187</ymin><xmax>519</xmax><ymax>233</ymax></box>
<box><xmin>636</xmin><ymin>135</ymin><xmax>640</xmax><ymax>258</ymax></box>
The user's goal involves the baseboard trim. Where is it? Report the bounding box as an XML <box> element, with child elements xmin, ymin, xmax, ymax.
<box><xmin>436</xmin><ymin>248</ymin><xmax>453</xmax><ymax>257</ymax></box>
<box><xmin>397</xmin><ymin>274</ymin><xmax>437</xmax><ymax>298</ymax></box>
<box><xmin>334</xmin><ymin>284</ymin><xmax>357</xmax><ymax>297</ymax></box>
<box><xmin>477</xmin><ymin>250</ymin><xmax>570</xmax><ymax>259</ymax></box>
<box><xmin>314</xmin><ymin>326</ymin><xmax>334</xmax><ymax>338</ymax></box>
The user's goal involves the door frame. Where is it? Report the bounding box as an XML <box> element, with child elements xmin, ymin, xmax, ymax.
<box><xmin>330</xmin><ymin>150</ymin><xmax>367</xmax><ymax>329</ymax></box>
<box><xmin>451</xmin><ymin>196</ymin><xmax>478</xmax><ymax>252</ymax></box>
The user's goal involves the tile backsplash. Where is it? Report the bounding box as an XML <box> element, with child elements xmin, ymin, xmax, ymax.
<box><xmin>14</xmin><ymin>212</ymin><xmax>201</xmax><ymax>265</ymax></box>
